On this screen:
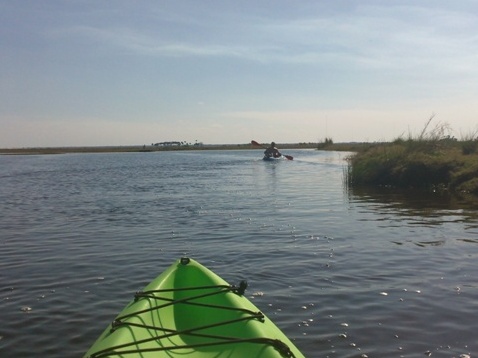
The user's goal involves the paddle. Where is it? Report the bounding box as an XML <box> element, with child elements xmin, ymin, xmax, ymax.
<box><xmin>251</xmin><ymin>140</ymin><xmax>293</xmax><ymax>160</ymax></box>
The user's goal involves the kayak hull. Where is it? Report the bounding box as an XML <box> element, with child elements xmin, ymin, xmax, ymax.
<box><xmin>84</xmin><ymin>258</ymin><xmax>304</xmax><ymax>358</ymax></box>
<box><xmin>263</xmin><ymin>155</ymin><xmax>285</xmax><ymax>161</ymax></box>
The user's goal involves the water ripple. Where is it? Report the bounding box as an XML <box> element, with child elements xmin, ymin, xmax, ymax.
<box><xmin>1</xmin><ymin>150</ymin><xmax>477</xmax><ymax>357</ymax></box>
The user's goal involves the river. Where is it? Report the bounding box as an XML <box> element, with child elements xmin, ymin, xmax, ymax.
<box><xmin>1</xmin><ymin>149</ymin><xmax>477</xmax><ymax>357</ymax></box>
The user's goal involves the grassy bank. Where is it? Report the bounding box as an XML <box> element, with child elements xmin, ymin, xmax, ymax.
<box><xmin>346</xmin><ymin>136</ymin><xmax>478</xmax><ymax>196</ymax></box>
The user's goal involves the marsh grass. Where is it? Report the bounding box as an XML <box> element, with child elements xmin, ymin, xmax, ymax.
<box><xmin>347</xmin><ymin>116</ymin><xmax>478</xmax><ymax>195</ymax></box>
<box><xmin>317</xmin><ymin>137</ymin><xmax>334</xmax><ymax>149</ymax></box>
<box><xmin>459</xmin><ymin>128</ymin><xmax>478</xmax><ymax>155</ymax></box>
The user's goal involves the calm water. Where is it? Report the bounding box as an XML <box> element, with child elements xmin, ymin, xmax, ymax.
<box><xmin>1</xmin><ymin>149</ymin><xmax>477</xmax><ymax>357</ymax></box>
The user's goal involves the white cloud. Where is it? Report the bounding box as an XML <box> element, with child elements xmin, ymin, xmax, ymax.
<box><xmin>53</xmin><ymin>2</ymin><xmax>478</xmax><ymax>80</ymax></box>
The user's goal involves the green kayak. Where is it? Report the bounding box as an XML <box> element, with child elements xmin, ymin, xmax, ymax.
<box><xmin>84</xmin><ymin>257</ymin><xmax>305</xmax><ymax>358</ymax></box>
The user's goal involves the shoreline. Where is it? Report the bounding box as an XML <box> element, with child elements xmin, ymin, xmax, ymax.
<box><xmin>0</xmin><ymin>142</ymin><xmax>336</xmax><ymax>155</ymax></box>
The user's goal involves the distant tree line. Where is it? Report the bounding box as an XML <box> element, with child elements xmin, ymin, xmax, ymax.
<box><xmin>151</xmin><ymin>141</ymin><xmax>203</xmax><ymax>147</ymax></box>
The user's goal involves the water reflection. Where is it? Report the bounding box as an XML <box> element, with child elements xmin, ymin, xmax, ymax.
<box><xmin>347</xmin><ymin>186</ymin><xmax>478</xmax><ymax>232</ymax></box>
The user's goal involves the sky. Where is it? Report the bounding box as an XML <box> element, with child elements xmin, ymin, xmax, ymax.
<box><xmin>1</xmin><ymin>0</ymin><xmax>478</xmax><ymax>147</ymax></box>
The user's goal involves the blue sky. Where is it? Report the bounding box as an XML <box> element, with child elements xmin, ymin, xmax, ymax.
<box><xmin>1</xmin><ymin>1</ymin><xmax>477</xmax><ymax>147</ymax></box>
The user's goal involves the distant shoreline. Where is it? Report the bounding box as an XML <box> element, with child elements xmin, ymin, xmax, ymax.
<box><xmin>0</xmin><ymin>142</ymin><xmax>334</xmax><ymax>155</ymax></box>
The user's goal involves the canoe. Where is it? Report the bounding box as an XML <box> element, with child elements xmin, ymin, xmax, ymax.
<box><xmin>84</xmin><ymin>257</ymin><xmax>305</xmax><ymax>358</ymax></box>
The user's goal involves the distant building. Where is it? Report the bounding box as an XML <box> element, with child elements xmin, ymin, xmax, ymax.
<box><xmin>154</xmin><ymin>141</ymin><xmax>182</xmax><ymax>147</ymax></box>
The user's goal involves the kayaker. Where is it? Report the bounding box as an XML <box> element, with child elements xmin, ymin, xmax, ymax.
<box><xmin>264</xmin><ymin>142</ymin><xmax>282</xmax><ymax>158</ymax></box>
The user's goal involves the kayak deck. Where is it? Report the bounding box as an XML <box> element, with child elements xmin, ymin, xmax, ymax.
<box><xmin>84</xmin><ymin>257</ymin><xmax>304</xmax><ymax>358</ymax></box>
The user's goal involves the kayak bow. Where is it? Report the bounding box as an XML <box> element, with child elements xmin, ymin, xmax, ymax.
<box><xmin>84</xmin><ymin>257</ymin><xmax>305</xmax><ymax>358</ymax></box>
